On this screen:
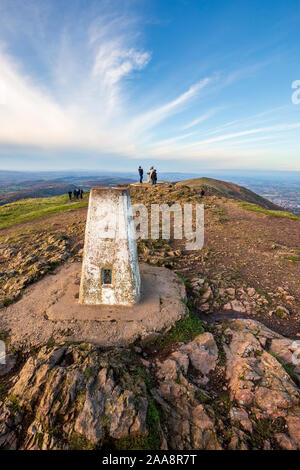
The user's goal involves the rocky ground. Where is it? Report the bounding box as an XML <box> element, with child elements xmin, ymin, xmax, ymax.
<box><xmin>1</xmin><ymin>319</ymin><xmax>300</xmax><ymax>450</ymax></box>
<box><xmin>0</xmin><ymin>182</ymin><xmax>299</xmax><ymax>450</ymax></box>
<box><xmin>132</xmin><ymin>184</ymin><xmax>300</xmax><ymax>339</ymax></box>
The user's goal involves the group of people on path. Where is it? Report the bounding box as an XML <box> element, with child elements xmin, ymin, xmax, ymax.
<box><xmin>68</xmin><ymin>188</ymin><xmax>83</xmax><ymax>201</ymax></box>
<box><xmin>138</xmin><ymin>166</ymin><xmax>157</xmax><ymax>185</ymax></box>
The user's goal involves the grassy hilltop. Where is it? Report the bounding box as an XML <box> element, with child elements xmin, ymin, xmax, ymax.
<box><xmin>0</xmin><ymin>193</ymin><xmax>89</xmax><ymax>230</ymax></box>
<box><xmin>176</xmin><ymin>177</ymin><xmax>283</xmax><ymax>210</ymax></box>
<box><xmin>0</xmin><ymin>177</ymin><xmax>299</xmax><ymax>325</ymax></box>
<box><xmin>0</xmin><ymin>177</ymin><xmax>300</xmax><ymax>450</ymax></box>
<box><xmin>0</xmin><ymin>177</ymin><xmax>298</xmax><ymax>231</ymax></box>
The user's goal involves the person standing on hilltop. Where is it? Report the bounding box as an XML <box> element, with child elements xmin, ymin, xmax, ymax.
<box><xmin>79</xmin><ymin>188</ymin><xmax>83</xmax><ymax>199</ymax></box>
<box><xmin>68</xmin><ymin>190</ymin><xmax>72</xmax><ymax>201</ymax></box>
<box><xmin>151</xmin><ymin>168</ymin><xmax>157</xmax><ymax>185</ymax></box>
<box><xmin>149</xmin><ymin>166</ymin><xmax>154</xmax><ymax>182</ymax></box>
<box><xmin>138</xmin><ymin>166</ymin><xmax>144</xmax><ymax>184</ymax></box>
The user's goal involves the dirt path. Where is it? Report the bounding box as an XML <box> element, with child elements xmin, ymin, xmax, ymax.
<box><xmin>171</xmin><ymin>197</ymin><xmax>300</xmax><ymax>338</ymax></box>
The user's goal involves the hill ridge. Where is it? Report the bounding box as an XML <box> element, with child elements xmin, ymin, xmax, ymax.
<box><xmin>175</xmin><ymin>176</ymin><xmax>283</xmax><ymax>210</ymax></box>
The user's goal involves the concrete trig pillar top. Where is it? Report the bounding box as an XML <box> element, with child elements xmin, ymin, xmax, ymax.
<box><xmin>79</xmin><ymin>186</ymin><xmax>141</xmax><ymax>306</ymax></box>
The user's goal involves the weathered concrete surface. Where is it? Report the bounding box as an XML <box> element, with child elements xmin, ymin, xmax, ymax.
<box><xmin>0</xmin><ymin>262</ymin><xmax>186</xmax><ymax>350</ymax></box>
<box><xmin>79</xmin><ymin>187</ymin><xmax>140</xmax><ymax>306</ymax></box>
<box><xmin>48</xmin><ymin>263</ymin><xmax>176</xmax><ymax>322</ymax></box>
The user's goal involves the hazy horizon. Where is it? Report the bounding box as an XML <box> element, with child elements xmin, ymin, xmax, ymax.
<box><xmin>0</xmin><ymin>168</ymin><xmax>299</xmax><ymax>182</ymax></box>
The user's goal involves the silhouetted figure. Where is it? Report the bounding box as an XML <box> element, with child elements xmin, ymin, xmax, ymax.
<box><xmin>200</xmin><ymin>189</ymin><xmax>205</xmax><ymax>197</ymax></box>
<box><xmin>151</xmin><ymin>169</ymin><xmax>157</xmax><ymax>185</ymax></box>
<box><xmin>68</xmin><ymin>191</ymin><xmax>72</xmax><ymax>201</ymax></box>
<box><xmin>74</xmin><ymin>189</ymin><xmax>79</xmax><ymax>200</ymax></box>
<box><xmin>138</xmin><ymin>166</ymin><xmax>143</xmax><ymax>184</ymax></box>
<box><xmin>79</xmin><ymin>188</ymin><xmax>83</xmax><ymax>199</ymax></box>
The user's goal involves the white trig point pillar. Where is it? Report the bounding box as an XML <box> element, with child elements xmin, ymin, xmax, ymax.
<box><xmin>79</xmin><ymin>187</ymin><xmax>141</xmax><ymax>306</ymax></box>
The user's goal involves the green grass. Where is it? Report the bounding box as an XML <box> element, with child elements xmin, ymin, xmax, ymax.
<box><xmin>162</xmin><ymin>308</ymin><xmax>204</xmax><ymax>344</ymax></box>
<box><xmin>256</xmin><ymin>288</ymin><xmax>272</xmax><ymax>304</ymax></box>
<box><xmin>271</xmin><ymin>352</ymin><xmax>300</xmax><ymax>385</ymax></box>
<box><xmin>282</xmin><ymin>363</ymin><xmax>300</xmax><ymax>385</ymax></box>
<box><xmin>248</xmin><ymin>417</ymin><xmax>285</xmax><ymax>449</ymax></box>
<box><xmin>142</xmin><ymin>309</ymin><xmax>203</xmax><ymax>351</ymax></box>
<box><xmin>0</xmin><ymin>194</ymin><xmax>89</xmax><ymax>230</ymax></box>
<box><xmin>278</xmin><ymin>255</ymin><xmax>300</xmax><ymax>262</ymax></box>
<box><xmin>114</xmin><ymin>398</ymin><xmax>162</xmax><ymax>450</ymax></box>
<box><xmin>84</xmin><ymin>367</ymin><xmax>92</xmax><ymax>378</ymax></box>
<box><xmin>176</xmin><ymin>273</ymin><xmax>192</xmax><ymax>288</ymax></box>
<box><xmin>69</xmin><ymin>432</ymin><xmax>96</xmax><ymax>450</ymax></box>
<box><xmin>7</xmin><ymin>394</ymin><xmax>20</xmax><ymax>413</ymax></box>
<box><xmin>0</xmin><ymin>382</ymin><xmax>9</xmax><ymax>401</ymax></box>
<box><xmin>238</xmin><ymin>201</ymin><xmax>300</xmax><ymax>221</ymax></box>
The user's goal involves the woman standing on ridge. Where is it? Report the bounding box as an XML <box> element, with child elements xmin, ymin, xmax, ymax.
<box><xmin>151</xmin><ymin>168</ymin><xmax>157</xmax><ymax>185</ymax></box>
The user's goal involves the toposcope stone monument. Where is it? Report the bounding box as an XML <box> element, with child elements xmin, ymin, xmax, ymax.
<box><xmin>79</xmin><ymin>187</ymin><xmax>141</xmax><ymax>306</ymax></box>
<box><xmin>1</xmin><ymin>185</ymin><xmax>187</xmax><ymax>348</ymax></box>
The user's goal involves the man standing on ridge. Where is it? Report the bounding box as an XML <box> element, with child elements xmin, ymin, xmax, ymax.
<box><xmin>138</xmin><ymin>166</ymin><xmax>143</xmax><ymax>184</ymax></box>
<box><xmin>151</xmin><ymin>168</ymin><xmax>157</xmax><ymax>185</ymax></box>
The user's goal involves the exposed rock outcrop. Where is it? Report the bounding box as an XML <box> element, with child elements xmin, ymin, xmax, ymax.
<box><xmin>0</xmin><ymin>345</ymin><xmax>150</xmax><ymax>450</ymax></box>
<box><xmin>1</xmin><ymin>318</ymin><xmax>299</xmax><ymax>450</ymax></box>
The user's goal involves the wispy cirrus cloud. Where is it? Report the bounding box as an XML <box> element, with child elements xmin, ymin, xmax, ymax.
<box><xmin>0</xmin><ymin>0</ymin><xmax>299</xmax><ymax>171</ymax></box>
<box><xmin>188</xmin><ymin>122</ymin><xmax>300</xmax><ymax>147</ymax></box>
<box><xmin>146</xmin><ymin>121</ymin><xmax>300</xmax><ymax>164</ymax></box>
<box><xmin>0</xmin><ymin>2</ymin><xmax>214</xmax><ymax>157</ymax></box>
<box><xmin>181</xmin><ymin>108</ymin><xmax>219</xmax><ymax>130</ymax></box>
<box><xmin>129</xmin><ymin>78</ymin><xmax>212</xmax><ymax>136</ymax></box>
<box><xmin>0</xmin><ymin>45</ymin><xmax>211</xmax><ymax>154</ymax></box>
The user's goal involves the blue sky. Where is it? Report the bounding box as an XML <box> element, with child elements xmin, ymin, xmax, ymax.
<box><xmin>0</xmin><ymin>0</ymin><xmax>299</xmax><ymax>172</ymax></box>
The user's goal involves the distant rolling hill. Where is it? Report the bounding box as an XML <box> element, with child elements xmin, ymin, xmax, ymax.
<box><xmin>0</xmin><ymin>177</ymin><xmax>135</xmax><ymax>206</ymax></box>
<box><xmin>0</xmin><ymin>176</ymin><xmax>299</xmax><ymax>231</ymax></box>
<box><xmin>175</xmin><ymin>177</ymin><xmax>283</xmax><ymax>210</ymax></box>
